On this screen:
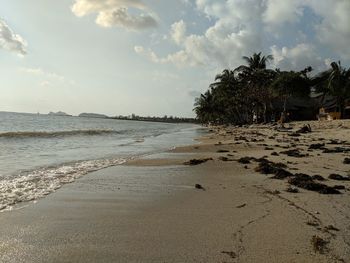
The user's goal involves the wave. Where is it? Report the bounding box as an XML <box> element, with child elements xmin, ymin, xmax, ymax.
<box><xmin>0</xmin><ymin>129</ymin><xmax>126</xmax><ymax>139</ymax></box>
<box><xmin>0</xmin><ymin>157</ymin><xmax>127</xmax><ymax>212</ymax></box>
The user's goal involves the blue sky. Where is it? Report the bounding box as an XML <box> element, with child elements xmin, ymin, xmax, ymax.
<box><xmin>1</xmin><ymin>0</ymin><xmax>349</xmax><ymax>117</ymax></box>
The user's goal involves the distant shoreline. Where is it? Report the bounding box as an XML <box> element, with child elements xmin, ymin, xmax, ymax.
<box><xmin>0</xmin><ymin>111</ymin><xmax>198</xmax><ymax>124</ymax></box>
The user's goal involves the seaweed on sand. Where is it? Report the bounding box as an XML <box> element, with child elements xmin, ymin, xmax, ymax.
<box><xmin>254</xmin><ymin>160</ymin><xmax>291</xmax><ymax>179</ymax></box>
<box><xmin>184</xmin><ymin>158</ymin><xmax>213</xmax><ymax>166</ymax></box>
<box><xmin>308</xmin><ymin>143</ymin><xmax>325</xmax><ymax>150</ymax></box>
<box><xmin>280</xmin><ymin>149</ymin><xmax>308</xmax><ymax>158</ymax></box>
<box><xmin>288</xmin><ymin>175</ymin><xmax>341</xmax><ymax>194</ymax></box>
<box><xmin>343</xmin><ymin>158</ymin><xmax>350</xmax><ymax>164</ymax></box>
<box><xmin>217</xmin><ymin>149</ymin><xmax>230</xmax><ymax>153</ymax></box>
<box><xmin>328</xmin><ymin>174</ymin><xmax>350</xmax><ymax>181</ymax></box>
<box><xmin>311</xmin><ymin>235</ymin><xmax>329</xmax><ymax>254</ymax></box>
<box><xmin>238</xmin><ymin>157</ymin><xmax>255</xmax><ymax>164</ymax></box>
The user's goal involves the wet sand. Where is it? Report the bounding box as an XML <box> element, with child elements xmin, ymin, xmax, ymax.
<box><xmin>1</xmin><ymin>120</ymin><xmax>350</xmax><ymax>262</ymax></box>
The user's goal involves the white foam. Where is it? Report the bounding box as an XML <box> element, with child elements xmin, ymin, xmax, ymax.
<box><xmin>0</xmin><ymin>158</ymin><xmax>126</xmax><ymax>212</ymax></box>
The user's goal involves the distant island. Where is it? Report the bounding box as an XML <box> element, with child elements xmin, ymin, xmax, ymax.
<box><xmin>78</xmin><ymin>113</ymin><xmax>108</xmax><ymax>118</ymax></box>
<box><xmin>48</xmin><ymin>111</ymin><xmax>72</xmax><ymax>117</ymax></box>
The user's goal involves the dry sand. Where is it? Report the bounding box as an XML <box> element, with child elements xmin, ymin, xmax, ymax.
<box><xmin>1</xmin><ymin>120</ymin><xmax>350</xmax><ymax>262</ymax></box>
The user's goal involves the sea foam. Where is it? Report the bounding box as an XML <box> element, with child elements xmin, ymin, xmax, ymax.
<box><xmin>0</xmin><ymin>158</ymin><xmax>126</xmax><ymax>211</ymax></box>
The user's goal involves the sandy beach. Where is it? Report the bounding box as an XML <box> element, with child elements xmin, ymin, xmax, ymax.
<box><xmin>1</xmin><ymin>121</ymin><xmax>350</xmax><ymax>262</ymax></box>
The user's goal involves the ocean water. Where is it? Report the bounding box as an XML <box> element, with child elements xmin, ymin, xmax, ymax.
<box><xmin>0</xmin><ymin>112</ymin><xmax>203</xmax><ymax>211</ymax></box>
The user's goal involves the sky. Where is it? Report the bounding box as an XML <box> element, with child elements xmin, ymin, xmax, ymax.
<box><xmin>1</xmin><ymin>0</ymin><xmax>350</xmax><ymax>117</ymax></box>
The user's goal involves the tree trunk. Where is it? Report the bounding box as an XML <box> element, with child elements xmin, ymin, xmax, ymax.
<box><xmin>281</xmin><ymin>96</ymin><xmax>288</xmax><ymax>123</ymax></box>
<box><xmin>263</xmin><ymin>103</ymin><xmax>268</xmax><ymax>123</ymax></box>
<box><xmin>338</xmin><ymin>98</ymin><xmax>346</xmax><ymax>119</ymax></box>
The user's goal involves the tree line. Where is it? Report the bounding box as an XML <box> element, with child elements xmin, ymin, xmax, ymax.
<box><xmin>193</xmin><ymin>53</ymin><xmax>350</xmax><ymax>125</ymax></box>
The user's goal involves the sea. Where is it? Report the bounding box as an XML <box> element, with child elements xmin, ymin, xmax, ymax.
<box><xmin>0</xmin><ymin>111</ymin><xmax>203</xmax><ymax>211</ymax></box>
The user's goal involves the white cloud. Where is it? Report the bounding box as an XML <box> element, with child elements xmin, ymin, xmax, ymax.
<box><xmin>71</xmin><ymin>0</ymin><xmax>157</xmax><ymax>30</ymax></box>
<box><xmin>262</xmin><ymin>0</ymin><xmax>350</xmax><ymax>59</ymax></box>
<box><xmin>40</xmin><ymin>81</ymin><xmax>51</xmax><ymax>88</ymax></box>
<box><xmin>263</xmin><ymin>0</ymin><xmax>304</xmax><ymax>27</ymax></box>
<box><xmin>0</xmin><ymin>19</ymin><xmax>27</xmax><ymax>56</ymax></box>
<box><xmin>20</xmin><ymin>67</ymin><xmax>65</xmax><ymax>81</ymax></box>
<box><xmin>133</xmin><ymin>0</ymin><xmax>350</xmax><ymax>70</ymax></box>
<box><xmin>19</xmin><ymin>67</ymin><xmax>78</xmax><ymax>88</ymax></box>
<box><xmin>134</xmin><ymin>45</ymin><xmax>191</xmax><ymax>67</ymax></box>
<box><xmin>136</xmin><ymin>0</ymin><xmax>264</xmax><ymax>69</ymax></box>
<box><xmin>171</xmin><ymin>20</ymin><xmax>187</xmax><ymax>45</ymax></box>
<box><xmin>270</xmin><ymin>43</ymin><xmax>325</xmax><ymax>71</ymax></box>
<box><xmin>306</xmin><ymin>0</ymin><xmax>350</xmax><ymax>59</ymax></box>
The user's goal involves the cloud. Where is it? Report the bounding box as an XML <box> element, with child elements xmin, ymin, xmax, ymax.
<box><xmin>262</xmin><ymin>0</ymin><xmax>350</xmax><ymax>59</ymax></box>
<box><xmin>71</xmin><ymin>0</ymin><xmax>158</xmax><ymax>30</ymax></box>
<box><xmin>136</xmin><ymin>0</ymin><xmax>265</xmax><ymax>69</ymax></box>
<box><xmin>20</xmin><ymin>67</ymin><xmax>65</xmax><ymax>81</ymax></box>
<box><xmin>134</xmin><ymin>0</ymin><xmax>350</xmax><ymax>72</ymax></box>
<box><xmin>20</xmin><ymin>67</ymin><xmax>77</xmax><ymax>88</ymax></box>
<box><xmin>270</xmin><ymin>43</ymin><xmax>325</xmax><ymax>71</ymax></box>
<box><xmin>307</xmin><ymin>0</ymin><xmax>350</xmax><ymax>59</ymax></box>
<box><xmin>171</xmin><ymin>20</ymin><xmax>186</xmax><ymax>45</ymax></box>
<box><xmin>263</xmin><ymin>0</ymin><xmax>304</xmax><ymax>27</ymax></box>
<box><xmin>40</xmin><ymin>80</ymin><xmax>51</xmax><ymax>88</ymax></box>
<box><xmin>135</xmin><ymin>45</ymin><xmax>191</xmax><ymax>67</ymax></box>
<box><xmin>0</xmin><ymin>19</ymin><xmax>27</xmax><ymax>55</ymax></box>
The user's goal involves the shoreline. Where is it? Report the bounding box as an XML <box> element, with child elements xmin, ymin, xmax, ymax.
<box><xmin>0</xmin><ymin>120</ymin><xmax>350</xmax><ymax>262</ymax></box>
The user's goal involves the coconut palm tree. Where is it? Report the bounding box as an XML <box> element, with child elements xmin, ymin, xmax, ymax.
<box><xmin>313</xmin><ymin>61</ymin><xmax>350</xmax><ymax>118</ymax></box>
<box><xmin>235</xmin><ymin>52</ymin><xmax>274</xmax><ymax>74</ymax></box>
<box><xmin>193</xmin><ymin>90</ymin><xmax>217</xmax><ymax>124</ymax></box>
<box><xmin>234</xmin><ymin>52</ymin><xmax>275</xmax><ymax>123</ymax></box>
<box><xmin>271</xmin><ymin>68</ymin><xmax>312</xmax><ymax>121</ymax></box>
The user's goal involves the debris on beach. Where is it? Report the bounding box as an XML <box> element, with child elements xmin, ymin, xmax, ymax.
<box><xmin>236</xmin><ymin>203</ymin><xmax>247</xmax><ymax>208</ymax></box>
<box><xmin>254</xmin><ymin>159</ymin><xmax>290</xmax><ymax>178</ymax></box>
<box><xmin>288</xmin><ymin>175</ymin><xmax>341</xmax><ymax>195</ymax></box>
<box><xmin>324</xmin><ymin>225</ymin><xmax>340</xmax><ymax>232</ymax></box>
<box><xmin>289</xmin><ymin>132</ymin><xmax>301</xmax><ymax>137</ymax></box>
<box><xmin>309</xmin><ymin>143</ymin><xmax>325</xmax><ymax>150</ymax></box>
<box><xmin>195</xmin><ymin>184</ymin><xmax>205</xmax><ymax>190</ymax></box>
<box><xmin>238</xmin><ymin>157</ymin><xmax>254</xmax><ymax>164</ymax></box>
<box><xmin>323</xmin><ymin>147</ymin><xmax>350</xmax><ymax>153</ymax></box>
<box><xmin>184</xmin><ymin>158</ymin><xmax>213</xmax><ymax>166</ymax></box>
<box><xmin>296</xmin><ymin>124</ymin><xmax>312</xmax><ymax>134</ymax></box>
<box><xmin>286</xmin><ymin>186</ymin><xmax>299</xmax><ymax>193</ymax></box>
<box><xmin>328</xmin><ymin>174</ymin><xmax>350</xmax><ymax>181</ymax></box>
<box><xmin>217</xmin><ymin>149</ymin><xmax>230</xmax><ymax>153</ymax></box>
<box><xmin>271</xmin><ymin>168</ymin><xmax>294</xmax><ymax>179</ymax></box>
<box><xmin>329</xmin><ymin>139</ymin><xmax>343</xmax><ymax>145</ymax></box>
<box><xmin>306</xmin><ymin>220</ymin><xmax>319</xmax><ymax>227</ymax></box>
<box><xmin>311</xmin><ymin>235</ymin><xmax>329</xmax><ymax>254</ymax></box>
<box><xmin>264</xmin><ymin>147</ymin><xmax>274</xmax><ymax>150</ymax></box>
<box><xmin>280</xmin><ymin>149</ymin><xmax>308</xmax><ymax>158</ymax></box>
<box><xmin>219</xmin><ymin>156</ymin><xmax>234</xmax><ymax>162</ymax></box>
<box><xmin>312</xmin><ymin>175</ymin><xmax>326</xmax><ymax>181</ymax></box>
<box><xmin>221</xmin><ymin>251</ymin><xmax>237</xmax><ymax>259</ymax></box>
<box><xmin>343</xmin><ymin>158</ymin><xmax>350</xmax><ymax>164</ymax></box>
<box><xmin>333</xmin><ymin>185</ymin><xmax>346</xmax><ymax>190</ymax></box>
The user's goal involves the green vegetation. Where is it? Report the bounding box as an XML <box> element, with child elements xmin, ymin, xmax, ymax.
<box><xmin>194</xmin><ymin>53</ymin><xmax>350</xmax><ymax>124</ymax></box>
<box><xmin>313</xmin><ymin>61</ymin><xmax>350</xmax><ymax>118</ymax></box>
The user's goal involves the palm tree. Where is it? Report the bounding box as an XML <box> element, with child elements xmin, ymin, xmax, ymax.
<box><xmin>271</xmin><ymin>68</ymin><xmax>312</xmax><ymax>121</ymax></box>
<box><xmin>193</xmin><ymin>90</ymin><xmax>217</xmax><ymax>124</ymax></box>
<box><xmin>211</xmin><ymin>69</ymin><xmax>236</xmax><ymax>91</ymax></box>
<box><xmin>313</xmin><ymin>61</ymin><xmax>350</xmax><ymax>118</ymax></box>
<box><xmin>234</xmin><ymin>52</ymin><xmax>275</xmax><ymax>123</ymax></box>
<box><xmin>235</xmin><ymin>52</ymin><xmax>274</xmax><ymax>74</ymax></box>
